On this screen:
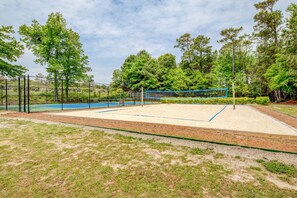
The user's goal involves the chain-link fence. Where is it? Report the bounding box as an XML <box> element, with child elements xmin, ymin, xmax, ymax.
<box><xmin>0</xmin><ymin>76</ymin><xmax>148</xmax><ymax>113</ymax></box>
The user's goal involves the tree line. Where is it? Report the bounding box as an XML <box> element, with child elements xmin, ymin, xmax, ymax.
<box><xmin>112</xmin><ymin>0</ymin><xmax>297</xmax><ymax>102</ymax></box>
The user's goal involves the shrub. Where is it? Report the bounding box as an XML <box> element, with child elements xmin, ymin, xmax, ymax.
<box><xmin>255</xmin><ymin>96</ymin><xmax>270</xmax><ymax>105</ymax></box>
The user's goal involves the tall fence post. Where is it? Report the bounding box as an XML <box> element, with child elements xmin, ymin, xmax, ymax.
<box><xmin>61</xmin><ymin>78</ymin><xmax>64</xmax><ymax>111</ymax></box>
<box><xmin>107</xmin><ymin>86</ymin><xmax>110</xmax><ymax>107</ymax></box>
<box><xmin>133</xmin><ymin>91</ymin><xmax>136</xmax><ymax>105</ymax></box>
<box><xmin>5</xmin><ymin>79</ymin><xmax>8</xmax><ymax>111</ymax></box>
<box><xmin>27</xmin><ymin>75</ymin><xmax>30</xmax><ymax>113</ymax></box>
<box><xmin>88</xmin><ymin>82</ymin><xmax>91</xmax><ymax>108</ymax></box>
<box><xmin>45</xmin><ymin>88</ymin><xmax>48</xmax><ymax>104</ymax></box>
<box><xmin>18</xmin><ymin>76</ymin><xmax>21</xmax><ymax>112</ymax></box>
<box><xmin>141</xmin><ymin>87</ymin><xmax>144</xmax><ymax>107</ymax></box>
<box><xmin>23</xmin><ymin>75</ymin><xmax>26</xmax><ymax>112</ymax></box>
<box><xmin>122</xmin><ymin>90</ymin><xmax>125</xmax><ymax>106</ymax></box>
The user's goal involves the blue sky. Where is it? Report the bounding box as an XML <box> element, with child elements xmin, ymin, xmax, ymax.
<box><xmin>0</xmin><ymin>0</ymin><xmax>292</xmax><ymax>83</ymax></box>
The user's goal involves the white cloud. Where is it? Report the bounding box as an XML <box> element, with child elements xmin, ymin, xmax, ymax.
<box><xmin>0</xmin><ymin>0</ymin><xmax>293</xmax><ymax>83</ymax></box>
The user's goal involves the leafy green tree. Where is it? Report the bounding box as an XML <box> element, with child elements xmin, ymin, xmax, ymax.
<box><xmin>0</xmin><ymin>26</ymin><xmax>26</xmax><ymax>77</ymax></box>
<box><xmin>212</xmin><ymin>52</ymin><xmax>232</xmax><ymax>89</ymax></box>
<box><xmin>61</xmin><ymin>29</ymin><xmax>90</xmax><ymax>99</ymax></box>
<box><xmin>142</xmin><ymin>58</ymin><xmax>160</xmax><ymax>90</ymax></box>
<box><xmin>19</xmin><ymin>12</ymin><xmax>89</xmax><ymax>101</ymax></box>
<box><xmin>253</xmin><ymin>0</ymin><xmax>283</xmax><ymax>96</ymax></box>
<box><xmin>118</xmin><ymin>50</ymin><xmax>154</xmax><ymax>91</ymax></box>
<box><xmin>265</xmin><ymin>54</ymin><xmax>297</xmax><ymax>101</ymax></box>
<box><xmin>283</xmin><ymin>3</ymin><xmax>297</xmax><ymax>69</ymax></box>
<box><xmin>111</xmin><ymin>69</ymin><xmax>123</xmax><ymax>88</ymax></box>
<box><xmin>157</xmin><ymin>53</ymin><xmax>176</xmax><ymax>88</ymax></box>
<box><xmin>191</xmin><ymin>35</ymin><xmax>213</xmax><ymax>73</ymax></box>
<box><xmin>265</xmin><ymin>3</ymin><xmax>297</xmax><ymax>101</ymax></box>
<box><xmin>163</xmin><ymin>67</ymin><xmax>190</xmax><ymax>90</ymax></box>
<box><xmin>157</xmin><ymin>53</ymin><xmax>176</xmax><ymax>69</ymax></box>
<box><xmin>174</xmin><ymin>33</ymin><xmax>194</xmax><ymax>72</ymax></box>
<box><xmin>19</xmin><ymin>13</ymin><xmax>67</xmax><ymax>101</ymax></box>
<box><xmin>175</xmin><ymin>34</ymin><xmax>214</xmax><ymax>73</ymax></box>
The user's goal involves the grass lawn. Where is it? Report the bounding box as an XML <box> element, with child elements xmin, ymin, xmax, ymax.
<box><xmin>0</xmin><ymin>118</ymin><xmax>297</xmax><ymax>197</ymax></box>
<box><xmin>268</xmin><ymin>104</ymin><xmax>297</xmax><ymax>118</ymax></box>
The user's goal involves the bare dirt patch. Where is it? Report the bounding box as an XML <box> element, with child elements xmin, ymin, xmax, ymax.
<box><xmin>0</xmin><ymin>140</ymin><xmax>12</xmax><ymax>146</ymax></box>
<box><xmin>278</xmin><ymin>100</ymin><xmax>297</xmax><ymax>105</ymax></box>
<box><xmin>266</xmin><ymin>175</ymin><xmax>297</xmax><ymax>190</ymax></box>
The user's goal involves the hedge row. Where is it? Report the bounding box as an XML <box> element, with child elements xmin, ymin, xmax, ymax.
<box><xmin>160</xmin><ymin>96</ymin><xmax>270</xmax><ymax>105</ymax></box>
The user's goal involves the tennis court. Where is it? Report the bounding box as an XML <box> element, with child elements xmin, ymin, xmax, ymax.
<box><xmin>0</xmin><ymin>101</ymin><xmax>146</xmax><ymax>112</ymax></box>
<box><xmin>49</xmin><ymin>104</ymin><xmax>297</xmax><ymax>136</ymax></box>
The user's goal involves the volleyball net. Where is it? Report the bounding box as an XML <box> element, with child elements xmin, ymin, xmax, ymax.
<box><xmin>145</xmin><ymin>88</ymin><xmax>228</xmax><ymax>100</ymax></box>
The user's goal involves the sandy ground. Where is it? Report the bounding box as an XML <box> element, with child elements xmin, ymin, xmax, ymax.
<box><xmin>49</xmin><ymin>104</ymin><xmax>297</xmax><ymax>136</ymax></box>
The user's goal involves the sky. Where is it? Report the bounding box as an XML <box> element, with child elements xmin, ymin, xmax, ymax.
<box><xmin>0</xmin><ymin>0</ymin><xmax>293</xmax><ymax>83</ymax></box>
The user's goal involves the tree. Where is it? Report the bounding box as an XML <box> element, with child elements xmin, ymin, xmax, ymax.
<box><xmin>157</xmin><ymin>53</ymin><xmax>176</xmax><ymax>88</ymax></box>
<box><xmin>163</xmin><ymin>68</ymin><xmax>190</xmax><ymax>90</ymax></box>
<box><xmin>157</xmin><ymin>53</ymin><xmax>176</xmax><ymax>69</ymax></box>
<box><xmin>174</xmin><ymin>33</ymin><xmax>194</xmax><ymax>72</ymax></box>
<box><xmin>117</xmin><ymin>50</ymin><xmax>154</xmax><ymax>91</ymax></box>
<box><xmin>265</xmin><ymin>3</ymin><xmax>297</xmax><ymax>101</ymax></box>
<box><xmin>175</xmin><ymin>34</ymin><xmax>214</xmax><ymax>73</ymax></box>
<box><xmin>191</xmin><ymin>35</ymin><xmax>213</xmax><ymax>73</ymax></box>
<box><xmin>61</xmin><ymin>29</ymin><xmax>90</xmax><ymax>100</ymax></box>
<box><xmin>19</xmin><ymin>12</ymin><xmax>89</xmax><ymax>101</ymax></box>
<box><xmin>0</xmin><ymin>26</ymin><xmax>26</xmax><ymax>77</ymax></box>
<box><xmin>19</xmin><ymin>13</ymin><xmax>67</xmax><ymax>101</ymax></box>
<box><xmin>219</xmin><ymin>27</ymin><xmax>243</xmax><ymax>109</ymax></box>
<box><xmin>283</xmin><ymin>3</ymin><xmax>297</xmax><ymax>69</ymax></box>
<box><xmin>253</xmin><ymin>0</ymin><xmax>283</xmax><ymax>97</ymax></box>
<box><xmin>111</xmin><ymin>69</ymin><xmax>123</xmax><ymax>88</ymax></box>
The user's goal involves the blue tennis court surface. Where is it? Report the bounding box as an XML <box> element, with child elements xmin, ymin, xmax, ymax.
<box><xmin>1</xmin><ymin>101</ymin><xmax>145</xmax><ymax>112</ymax></box>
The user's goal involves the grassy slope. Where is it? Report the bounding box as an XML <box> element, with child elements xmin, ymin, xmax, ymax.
<box><xmin>0</xmin><ymin>118</ymin><xmax>296</xmax><ymax>197</ymax></box>
<box><xmin>268</xmin><ymin>104</ymin><xmax>297</xmax><ymax>118</ymax></box>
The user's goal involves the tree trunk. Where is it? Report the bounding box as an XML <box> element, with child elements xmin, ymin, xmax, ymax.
<box><xmin>274</xmin><ymin>90</ymin><xmax>282</xmax><ymax>102</ymax></box>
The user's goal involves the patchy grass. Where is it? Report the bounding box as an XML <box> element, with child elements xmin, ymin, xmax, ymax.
<box><xmin>268</xmin><ymin>104</ymin><xmax>297</xmax><ymax>118</ymax></box>
<box><xmin>190</xmin><ymin>147</ymin><xmax>213</xmax><ymax>155</ymax></box>
<box><xmin>250</xmin><ymin>166</ymin><xmax>262</xmax><ymax>171</ymax></box>
<box><xmin>262</xmin><ymin>160</ymin><xmax>297</xmax><ymax>177</ymax></box>
<box><xmin>256</xmin><ymin>159</ymin><xmax>266</xmax><ymax>163</ymax></box>
<box><xmin>214</xmin><ymin>153</ymin><xmax>224</xmax><ymax>159</ymax></box>
<box><xmin>0</xmin><ymin>118</ymin><xmax>297</xmax><ymax>197</ymax></box>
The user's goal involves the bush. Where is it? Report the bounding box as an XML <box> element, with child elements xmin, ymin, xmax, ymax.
<box><xmin>255</xmin><ymin>96</ymin><xmax>270</xmax><ymax>105</ymax></box>
<box><xmin>160</xmin><ymin>97</ymin><xmax>261</xmax><ymax>105</ymax></box>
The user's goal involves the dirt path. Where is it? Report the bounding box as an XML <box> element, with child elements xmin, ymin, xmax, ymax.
<box><xmin>2</xmin><ymin>111</ymin><xmax>297</xmax><ymax>153</ymax></box>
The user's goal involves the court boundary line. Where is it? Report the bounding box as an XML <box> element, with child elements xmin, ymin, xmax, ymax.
<box><xmin>249</xmin><ymin>106</ymin><xmax>297</xmax><ymax>133</ymax></box>
<box><xmin>209</xmin><ymin>105</ymin><xmax>228</xmax><ymax>122</ymax></box>
<box><xmin>96</xmin><ymin>105</ymin><xmax>228</xmax><ymax>123</ymax></box>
